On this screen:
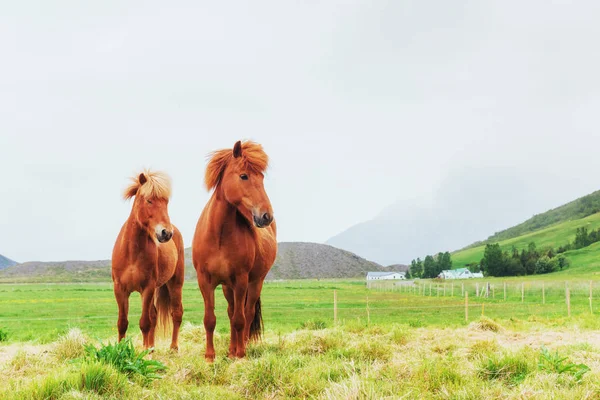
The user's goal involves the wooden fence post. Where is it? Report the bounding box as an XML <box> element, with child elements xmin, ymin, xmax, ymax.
<box><xmin>566</xmin><ymin>288</ymin><xmax>571</xmax><ymax>317</ymax></box>
<box><xmin>476</xmin><ymin>283</ymin><xmax>479</xmax><ymax>297</ymax></box>
<box><xmin>461</xmin><ymin>283</ymin><xmax>464</xmax><ymax>296</ymax></box>
<box><xmin>482</xmin><ymin>303</ymin><xmax>485</xmax><ymax>316</ymax></box>
<box><xmin>366</xmin><ymin>295</ymin><xmax>370</xmax><ymax>325</ymax></box>
<box><xmin>542</xmin><ymin>283</ymin><xmax>545</xmax><ymax>305</ymax></box>
<box><xmin>429</xmin><ymin>283</ymin><xmax>432</xmax><ymax>296</ymax></box>
<box><xmin>486</xmin><ymin>282</ymin><xmax>490</xmax><ymax>298</ymax></box>
<box><xmin>465</xmin><ymin>291</ymin><xmax>469</xmax><ymax>322</ymax></box>
<box><xmin>437</xmin><ymin>284</ymin><xmax>440</xmax><ymax>297</ymax></box>
<box><xmin>334</xmin><ymin>290</ymin><xmax>338</xmax><ymax>325</ymax></box>
<box><xmin>590</xmin><ymin>281</ymin><xmax>593</xmax><ymax>314</ymax></box>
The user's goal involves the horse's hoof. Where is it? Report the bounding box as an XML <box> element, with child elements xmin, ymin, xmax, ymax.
<box><xmin>205</xmin><ymin>354</ymin><xmax>215</xmax><ymax>363</ymax></box>
<box><xmin>170</xmin><ymin>345</ymin><xmax>179</xmax><ymax>353</ymax></box>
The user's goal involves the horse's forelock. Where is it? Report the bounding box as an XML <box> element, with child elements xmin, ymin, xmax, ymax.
<box><xmin>204</xmin><ymin>141</ymin><xmax>269</xmax><ymax>191</ymax></box>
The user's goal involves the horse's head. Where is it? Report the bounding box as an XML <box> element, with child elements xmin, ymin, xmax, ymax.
<box><xmin>206</xmin><ymin>140</ymin><xmax>274</xmax><ymax>228</ymax></box>
<box><xmin>124</xmin><ymin>170</ymin><xmax>174</xmax><ymax>243</ymax></box>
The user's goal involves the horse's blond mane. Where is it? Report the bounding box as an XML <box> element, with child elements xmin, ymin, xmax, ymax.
<box><xmin>123</xmin><ymin>169</ymin><xmax>172</xmax><ymax>200</ymax></box>
<box><xmin>205</xmin><ymin>141</ymin><xmax>269</xmax><ymax>191</ymax></box>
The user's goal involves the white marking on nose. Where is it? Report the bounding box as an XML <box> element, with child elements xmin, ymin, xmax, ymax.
<box><xmin>155</xmin><ymin>224</ymin><xmax>165</xmax><ymax>237</ymax></box>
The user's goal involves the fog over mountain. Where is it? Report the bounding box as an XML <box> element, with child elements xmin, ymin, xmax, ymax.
<box><xmin>327</xmin><ymin>165</ymin><xmax>588</xmax><ymax>265</ymax></box>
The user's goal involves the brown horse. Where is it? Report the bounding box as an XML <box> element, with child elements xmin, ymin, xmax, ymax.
<box><xmin>111</xmin><ymin>170</ymin><xmax>185</xmax><ymax>350</ymax></box>
<box><xmin>193</xmin><ymin>140</ymin><xmax>277</xmax><ymax>360</ymax></box>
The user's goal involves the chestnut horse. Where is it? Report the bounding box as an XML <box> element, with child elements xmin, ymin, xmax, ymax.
<box><xmin>193</xmin><ymin>141</ymin><xmax>277</xmax><ymax>360</ymax></box>
<box><xmin>112</xmin><ymin>170</ymin><xmax>185</xmax><ymax>350</ymax></box>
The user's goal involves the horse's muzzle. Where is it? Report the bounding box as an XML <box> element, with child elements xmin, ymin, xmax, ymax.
<box><xmin>253</xmin><ymin>212</ymin><xmax>273</xmax><ymax>228</ymax></box>
<box><xmin>157</xmin><ymin>229</ymin><xmax>173</xmax><ymax>243</ymax></box>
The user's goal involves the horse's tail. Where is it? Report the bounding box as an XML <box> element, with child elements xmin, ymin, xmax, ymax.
<box><xmin>249</xmin><ymin>296</ymin><xmax>264</xmax><ymax>342</ymax></box>
<box><xmin>155</xmin><ymin>285</ymin><xmax>172</xmax><ymax>337</ymax></box>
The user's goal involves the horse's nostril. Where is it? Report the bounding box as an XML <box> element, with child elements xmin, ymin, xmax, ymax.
<box><xmin>263</xmin><ymin>213</ymin><xmax>271</xmax><ymax>222</ymax></box>
<box><xmin>162</xmin><ymin>229</ymin><xmax>168</xmax><ymax>237</ymax></box>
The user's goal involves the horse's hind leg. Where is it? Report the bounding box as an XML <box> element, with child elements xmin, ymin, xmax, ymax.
<box><xmin>114</xmin><ymin>284</ymin><xmax>130</xmax><ymax>342</ymax></box>
<box><xmin>222</xmin><ymin>284</ymin><xmax>237</xmax><ymax>357</ymax></box>
<box><xmin>167</xmin><ymin>279</ymin><xmax>183</xmax><ymax>351</ymax></box>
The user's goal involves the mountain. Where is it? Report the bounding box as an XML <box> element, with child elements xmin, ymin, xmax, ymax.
<box><xmin>326</xmin><ymin>166</ymin><xmax>587</xmax><ymax>265</ymax></box>
<box><xmin>0</xmin><ymin>260</ymin><xmax>111</xmax><ymax>282</ymax></box>
<box><xmin>185</xmin><ymin>242</ymin><xmax>390</xmax><ymax>281</ymax></box>
<box><xmin>464</xmin><ymin>190</ymin><xmax>600</xmax><ymax>249</ymax></box>
<box><xmin>0</xmin><ymin>242</ymin><xmax>392</xmax><ymax>283</ymax></box>
<box><xmin>266</xmin><ymin>242</ymin><xmax>391</xmax><ymax>280</ymax></box>
<box><xmin>0</xmin><ymin>254</ymin><xmax>17</xmax><ymax>270</ymax></box>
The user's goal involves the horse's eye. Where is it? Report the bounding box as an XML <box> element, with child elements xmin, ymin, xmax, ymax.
<box><xmin>147</xmin><ymin>199</ymin><xmax>153</xmax><ymax>204</ymax></box>
<box><xmin>240</xmin><ymin>174</ymin><xmax>248</xmax><ymax>181</ymax></box>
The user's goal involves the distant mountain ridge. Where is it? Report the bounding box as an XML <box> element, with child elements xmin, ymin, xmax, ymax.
<box><xmin>0</xmin><ymin>254</ymin><xmax>18</xmax><ymax>270</ymax></box>
<box><xmin>0</xmin><ymin>242</ymin><xmax>397</xmax><ymax>283</ymax></box>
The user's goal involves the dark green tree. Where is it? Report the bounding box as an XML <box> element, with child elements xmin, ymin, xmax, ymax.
<box><xmin>423</xmin><ymin>255</ymin><xmax>436</xmax><ymax>278</ymax></box>
<box><xmin>481</xmin><ymin>243</ymin><xmax>504</xmax><ymax>276</ymax></box>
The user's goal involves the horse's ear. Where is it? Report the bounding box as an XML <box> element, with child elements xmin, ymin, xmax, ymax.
<box><xmin>233</xmin><ymin>141</ymin><xmax>243</xmax><ymax>158</ymax></box>
<box><xmin>139</xmin><ymin>173</ymin><xmax>147</xmax><ymax>185</ymax></box>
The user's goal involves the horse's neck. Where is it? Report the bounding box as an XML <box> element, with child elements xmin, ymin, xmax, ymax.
<box><xmin>209</xmin><ymin>190</ymin><xmax>252</xmax><ymax>240</ymax></box>
<box><xmin>124</xmin><ymin>217</ymin><xmax>154</xmax><ymax>256</ymax></box>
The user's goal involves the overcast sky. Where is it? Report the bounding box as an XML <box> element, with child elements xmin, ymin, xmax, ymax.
<box><xmin>2</xmin><ymin>1</ymin><xmax>600</xmax><ymax>262</ymax></box>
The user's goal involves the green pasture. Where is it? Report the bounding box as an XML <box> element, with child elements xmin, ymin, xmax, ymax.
<box><xmin>2</xmin><ymin>278</ymin><xmax>600</xmax><ymax>343</ymax></box>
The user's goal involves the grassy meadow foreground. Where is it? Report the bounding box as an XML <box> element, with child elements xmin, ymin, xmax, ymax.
<box><xmin>3</xmin><ymin>279</ymin><xmax>600</xmax><ymax>398</ymax></box>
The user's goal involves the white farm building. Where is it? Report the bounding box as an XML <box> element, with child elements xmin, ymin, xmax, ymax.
<box><xmin>437</xmin><ymin>268</ymin><xmax>484</xmax><ymax>279</ymax></box>
<box><xmin>366</xmin><ymin>271</ymin><xmax>406</xmax><ymax>281</ymax></box>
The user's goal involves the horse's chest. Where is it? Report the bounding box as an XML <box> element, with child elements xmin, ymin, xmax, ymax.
<box><xmin>156</xmin><ymin>241</ymin><xmax>178</xmax><ymax>286</ymax></box>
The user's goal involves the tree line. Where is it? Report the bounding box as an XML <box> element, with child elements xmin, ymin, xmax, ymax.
<box><xmin>481</xmin><ymin>225</ymin><xmax>600</xmax><ymax>277</ymax></box>
<box><xmin>480</xmin><ymin>242</ymin><xmax>569</xmax><ymax>277</ymax></box>
<box><xmin>409</xmin><ymin>252</ymin><xmax>452</xmax><ymax>279</ymax></box>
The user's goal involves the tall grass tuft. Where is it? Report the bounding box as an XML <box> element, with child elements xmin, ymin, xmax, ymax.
<box><xmin>84</xmin><ymin>338</ymin><xmax>166</xmax><ymax>384</ymax></box>
<box><xmin>54</xmin><ymin>328</ymin><xmax>87</xmax><ymax>361</ymax></box>
<box><xmin>471</xmin><ymin>316</ymin><xmax>503</xmax><ymax>332</ymax></box>
<box><xmin>478</xmin><ymin>351</ymin><xmax>534</xmax><ymax>386</ymax></box>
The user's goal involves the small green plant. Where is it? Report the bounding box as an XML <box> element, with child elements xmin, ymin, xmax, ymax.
<box><xmin>0</xmin><ymin>327</ymin><xmax>8</xmax><ymax>342</ymax></box>
<box><xmin>538</xmin><ymin>346</ymin><xmax>590</xmax><ymax>382</ymax></box>
<box><xmin>300</xmin><ymin>319</ymin><xmax>327</xmax><ymax>330</ymax></box>
<box><xmin>84</xmin><ymin>338</ymin><xmax>166</xmax><ymax>384</ymax></box>
<box><xmin>408</xmin><ymin>319</ymin><xmax>424</xmax><ymax>328</ymax></box>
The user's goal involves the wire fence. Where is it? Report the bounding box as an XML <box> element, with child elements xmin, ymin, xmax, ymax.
<box><xmin>0</xmin><ymin>279</ymin><xmax>598</xmax><ymax>340</ymax></box>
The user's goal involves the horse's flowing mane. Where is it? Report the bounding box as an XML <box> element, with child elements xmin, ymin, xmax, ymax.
<box><xmin>123</xmin><ymin>169</ymin><xmax>172</xmax><ymax>200</ymax></box>
<box><xmin>205</xmin><ymin>141</ymin><xmax>269</xmax><ymax>191</ymax></box>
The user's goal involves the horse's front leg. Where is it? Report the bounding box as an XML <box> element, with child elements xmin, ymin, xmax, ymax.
<box><xmin>140</xmin><ymin>285</ymin><xmax>157</xmax><ymax>349</ymax></box>
<box><xmin>114</xmin><ymin>284</ymin><xmax>131</xmax><ymax>342</ymax></box>
<box><xmin>232</xmin><ymin>274</ymin><xmax>249</xmax><ymax>358</ymax></box>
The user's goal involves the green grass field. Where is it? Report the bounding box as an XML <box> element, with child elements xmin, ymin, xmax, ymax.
<box><xmin>2</xmin><ymin>278</ymin><xmax>600</xmax><ymax>344</ymax></box>
<box><xmin>3</xmin><ymin>279</ymin><xmax>600</xmax><ymax>399</ymax></box>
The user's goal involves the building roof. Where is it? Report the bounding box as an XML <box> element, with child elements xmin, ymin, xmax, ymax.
<box><xmin>366</xmin><ymin>271</ymin><xmax>405</xmax><ymax>277</ymax></box>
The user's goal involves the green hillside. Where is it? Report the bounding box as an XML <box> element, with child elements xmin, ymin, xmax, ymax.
<box><xmin>464</xmin><ymin>190</ymin><xmax>600</xmax><ymax>249</ymax></box>
<box><xmin>452</xmin><ymin>211</ymin><xmax>600</xmax><ymax>276</ymax></box>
